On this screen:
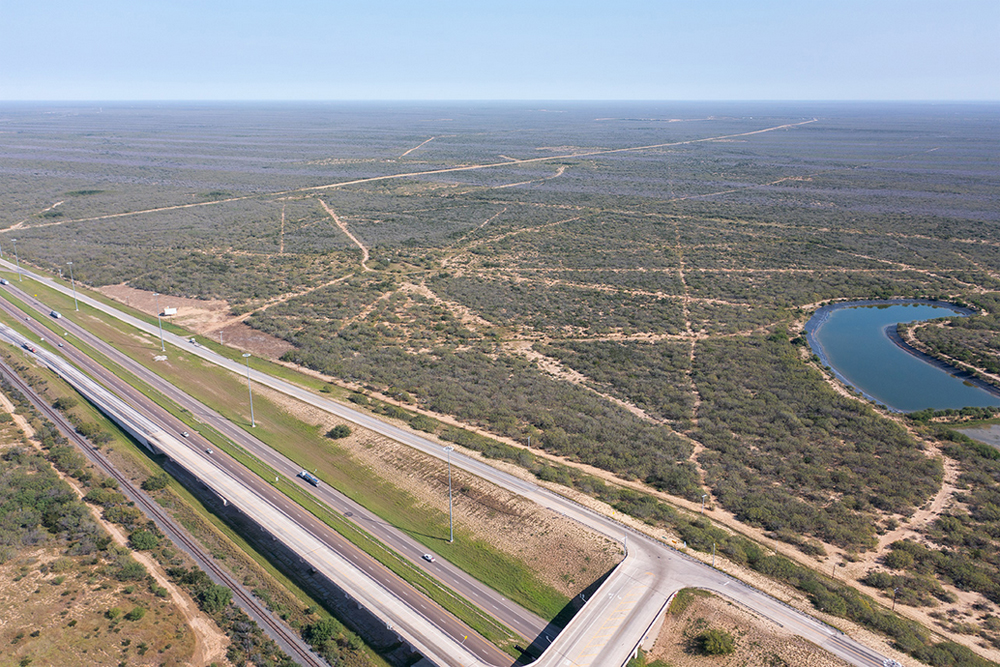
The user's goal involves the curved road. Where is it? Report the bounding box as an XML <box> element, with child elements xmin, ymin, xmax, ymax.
<box><xmin>1</xmin><ymin>261</ymin><xmax>896</xmax><ymax>667</ymax></box>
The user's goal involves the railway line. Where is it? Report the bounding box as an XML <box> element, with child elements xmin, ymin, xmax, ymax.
<box><xmin>0</xmin><ymin>296</ymin><xmax>504</xmax><ymax>667</ymax></box>
<box><xmin>0</xmin><ymin>264</ymin><xmax>902</xmax><ymax>667</ymax></box>
<box><xmin>0</xmin><ymin>356</ymin><xmax>325</xmax><ymax>667</ymax></box>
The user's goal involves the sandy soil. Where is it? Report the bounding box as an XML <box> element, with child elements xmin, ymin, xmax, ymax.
<box><xmin>647</xmin><ymin>592</ymin><xmax>852</xmax><ymax>667</ymax></box>
<box><xmin>97</xmin><ymin>283</ymin><xmax>293</xmax><ymax>359</ymax></box>
<box><xmin>0</xmin><ymin>388</ymin><xmax>228</xmax><ymax>666</ymax></box>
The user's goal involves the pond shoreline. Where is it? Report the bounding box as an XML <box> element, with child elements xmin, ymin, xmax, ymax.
<box><xmin>884</xmin><ymin>323</ymin><xmax>1000</xmax><ymax>401</ymax></box>
<box><xmin>804</xmin><ymin>299</ymin><xmax>982</xmax><ymax>412</ymax></box>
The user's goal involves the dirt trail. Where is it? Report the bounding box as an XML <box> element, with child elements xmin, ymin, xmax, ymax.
<box><xmin>318</xmin><ymin>198</ymin><xmax>370</xmax><ymax>270</ymax></box>
<box><xmin>477</xmin><ymin>206</ymin><xmax>507</xmax><ymax>230</ymax></box>
<box><xmin>399</xmin><ymin>136</ymin><xmax>436</xmax><ymax>158</ymax></box>
<box><xmin>400</xmin><ymin>281</ymin><xmax>496</xmax><ymax>330</ymax></box>
<box><xmin>279</xmin><ymin>202</ymin><xmax>286</xmax><ymax>254</ymax></box>
<box><xmin>904</xmin><ymin>322</ymin><xmax>1000</xmax><ymax>386</ymax></box>
<box><xmin>873</xmin><ymin>452</ymin><xmax>960</xmax><ymax>553</ymax></box>
<box><xmin>3</xmin><ymin>119</ymin><xmax>818</xmax><ymax>232</ymax></box>
<box><xmin>0</xmin><ymin>389</ymin><xmax>228</xmax><ymax>666</ymax></box>
<box><xmin>503</xmin><ymin>339</ymin><xmax>665</xmax><ymax>425</ymax></box>
<box><xmin>491</xmin><ymin>164</ymin><xmax>568</xmax><ymax>190</ymax></box>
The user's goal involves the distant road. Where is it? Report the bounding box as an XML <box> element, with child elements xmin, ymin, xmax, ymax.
<box><xmin>2</xmin><ymin>119</ymin><xmax>817</xmax><ymax>232</ymax></box>
<box><xmin>3</xmin><ymin>259</ymin><xmax>895</xmax><ymax>667</ymax></box>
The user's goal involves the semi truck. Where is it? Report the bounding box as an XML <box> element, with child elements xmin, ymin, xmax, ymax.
<box><xmin>297</xmin><ymin>470</ymin><xmax>320</xmax><ymax>486</ymax></box>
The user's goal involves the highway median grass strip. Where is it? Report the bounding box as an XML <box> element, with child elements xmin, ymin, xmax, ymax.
<box><xmin>0</xmin><ymin>288</ymin><xmax>526</xmax><ymax>651</ymax></box>
<box><xmin>174</xmin><ymin>419</ymin><xmax>524</xmax><ymax>653</ymax></box>
<box><xmin>0</xmin><ymin>328</ymin><xmax>390</xmax><ymax>667</ymax></box>
<box><xmin>13</xmin><ymin>281</ymin><xmax>572</xmax><ymax>622</ymax></box>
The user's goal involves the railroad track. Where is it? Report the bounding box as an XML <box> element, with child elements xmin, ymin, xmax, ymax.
<box><xmin>0</xmin><ymin>356</ymin><xmax>325</xmax><ymax>667</ymax></box>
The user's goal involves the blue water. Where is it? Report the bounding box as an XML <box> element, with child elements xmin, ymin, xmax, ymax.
<box><xmin>807</xmin><ymin>302</ymin><xmax>1000</xmax><ymax>412</ymax></box>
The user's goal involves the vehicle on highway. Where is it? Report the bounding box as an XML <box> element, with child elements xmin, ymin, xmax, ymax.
<box><xmin>22</xmin><ymin>343</ymin><xmax>35</xmax><ymax>353</ymax></box>
<box><xmin>181</xmin><ymin>431</ymin><xmax>189</xmax><ymax>438</ymax></box>
<box><xmin>422</xmin><ymin>553</ymin><xmax>435</xmax><ymax>563</ymax></box>
<box><xmin>206</xmin><ymin>448</ymin><xmax>213</xmax><ymax>454</ymax></box>
<box><xmin>0</xmin><ymin>278</ymin><xmax>8</xmax><ymax>285</ymax></box>
<box><xmin>297</xmin><ymin>470</ymin><xmax>320</xmax><ymax>486</ymax></box>
<box><xmin>50</xmin><ymin>310</ymin><xmax>62</xmax><ymax>319</ymax></box>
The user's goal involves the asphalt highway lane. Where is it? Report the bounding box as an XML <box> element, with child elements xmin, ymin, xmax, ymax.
<box><xmin>0</xmin><ymin>293</ymin><xmax>512</xmax><ymax>667</ymax></box>
<box><xmin>2</xmin><ymin>263</ymin><xmax>900</xmax><ymax>667</ymax></box>
<box><xmin>0</xmin><ymin>283</ymin><xmax>549</xmax><ymax>644</ymax></box>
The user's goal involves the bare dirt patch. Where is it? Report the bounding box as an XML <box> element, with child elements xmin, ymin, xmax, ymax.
<box><xmin>646</xmin><ymin>591</ymin><xmax>851</xmax><ymax>667</ymax></box>
<box><xmin>97</xmin><ymin>283</ymin><xmax>293</xmax><ymax>359</ymax></box>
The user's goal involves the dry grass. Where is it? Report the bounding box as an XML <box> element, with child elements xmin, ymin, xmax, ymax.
<box><xmin>646</xmin><ymin>590</ymin><xmax>850</xmax><ymax>667</ymax></box>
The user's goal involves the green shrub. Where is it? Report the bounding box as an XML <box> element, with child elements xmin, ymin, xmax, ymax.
<box><xmin>125</xmin><ymin>607</ymin><xmax>146</xmax><ymax>621</ymax></box>
<box><xmin>698</xmin><ymin>628</ymin><xmax>735</xmax><ymax>655</ymax></box>
<box><xmin>129</xmin><ymin>529</ymin><xmax>159</xmax><ymax>551</ymax></box>
<box><xmin>325</xmin><ymin>424</ymin><xmax>351</xmax><ymax>439</ymax></box>
<box><xmin>140</xmin><ymin>472</ymin><xmax>169</xmax><ymax>491</ymax></box>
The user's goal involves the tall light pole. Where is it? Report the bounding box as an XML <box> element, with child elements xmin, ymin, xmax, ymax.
<box><xmin>701</xmin><ymin>493</ymin><xmax>707</xmax><ymax>513</ymax></box>
<box><xmin>12</xmin><ymin>238</ymin><xmax>21</xmax><ymax>281</ymax></box>
<box><xmin>243</xmin><ymin>353</ymin><xmax>255</xmax><ymax>427</ymax></box>
<box><xmin>67</xmin><ymin>261</ymin><xmax>78</xmax><ymax>311</ymax></box>
<box><xmin>444</xmin><ymin>446</ymin><xmax>454</xmax><ymax>543</ymax></box>
<box><xmin>892</xmin><ymin>587</ymin><xmax>900</xmax><ymax>611</ymax></box>
<box><xmin>154</xmin><ymin>292</ymin><xmax>165</xmax><ymax>351</ymax></box>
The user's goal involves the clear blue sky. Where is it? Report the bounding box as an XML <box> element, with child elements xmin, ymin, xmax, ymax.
<box><xmin>1</xmin><ymin>0</ymin><xmax>997</xmax><ymax>100</ymax></box>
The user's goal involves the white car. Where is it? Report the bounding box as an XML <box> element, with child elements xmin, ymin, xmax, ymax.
<box><xmin>422</xmin><ymin>553</ymin><xmax>435</xmax><ymax>563</ymax></box>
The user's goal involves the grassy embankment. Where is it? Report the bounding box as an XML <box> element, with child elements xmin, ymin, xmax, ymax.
<box><xmin>0</xmin><ymin>271</ymin><xmax>568</xmax><ymax>637</ymax></box>
<box><xmin>0</xmin><ymin>314</ymin><xmax>391</xmax><ymax>666</ymax></box>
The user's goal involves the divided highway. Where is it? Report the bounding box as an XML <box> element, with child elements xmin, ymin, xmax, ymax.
<box><xmin>0</xmin><ymin>261</ymin><xmax>898</xmax><ymax>667</ymax></box>
<box><xmin>0</xmin><ymin>306</ymin><xmax>506</xmax><ymax>667</ymax></box>
<box><xmin>0</xmin><ymin>286</ymin><xmax>549</xmax><ymax>645</ymax></box>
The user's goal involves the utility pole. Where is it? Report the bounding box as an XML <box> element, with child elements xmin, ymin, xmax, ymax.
<box><xmin>444</xmin><ymin>446</ymin><xmax>454</xmax><ymax>543</ymax></box>
<box><xmin>12</xmin><ymin>238</ymin><xmax>21</xmax><ymax>281</ymax></box>
<box><xmin>243</xmin><ymin>353</ymin><xmax>255</xmax><ymax>427</ymax></box>
<box><xmin>67</xmin><ymin>261</ymin><xmax>78</xmax><ymax>311</ymax></box>
<box><xmin>712</xmin><ymin>542</ymin><xmax>716</xmax><ymax>567</ymax></box>
<box><xmin>154</xmin><ymin>292</ymin><xmax>165</xmax><ymax>352</ymax></box>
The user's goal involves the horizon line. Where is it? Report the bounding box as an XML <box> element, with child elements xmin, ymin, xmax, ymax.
<box><xmin>1</xmin><ymin>98</ymin><xmax>999</xmax><ymax>104</ymax></box>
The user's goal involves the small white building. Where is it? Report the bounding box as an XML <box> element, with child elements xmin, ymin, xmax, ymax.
<box><xmin>162</xmin><ymin>306</ymin><xmax>177</xmax><ymax>316</ymax></box>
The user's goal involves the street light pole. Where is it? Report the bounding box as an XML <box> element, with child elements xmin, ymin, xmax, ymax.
<box><xmin>154</xmin><ymin>292</ymin><xmax>165</xmax><ymax>352</ymax></box>
<box><xmin>446</xmin><ymin>447</ymin><xmax>455</xmax><ymax>543</ymax></box>
<box><xmin>12</xmin><ymin>238</ymin><xmax>21</xmax><ymax>281</ymax></box>
<box><xmin>701</xmin><ymin>493</ymin><xmax>707</xmax><ymax>513</ymax></box>
<box><xmin>67</xmin><ymin>261</ymin><xmax>78</xmax><ymax>311</ymax></box>
<box><xmin>243</xmin><ymin>353</ymin><xmax>255</xmax><ymax>427</ymax></box>
<box><xmin>892</xmin><ymin>587</ymin><xmax>900</xmax><ymax>611</ymax></box>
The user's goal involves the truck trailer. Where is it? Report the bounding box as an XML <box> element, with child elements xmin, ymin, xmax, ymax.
<box><xmin>297</xmin><ymin>470</ymin><xmax>320</xmax><ymax>486</ymax></box>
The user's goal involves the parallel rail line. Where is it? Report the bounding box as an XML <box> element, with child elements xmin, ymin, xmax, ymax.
<box><xmin>0</xmin><ymin>355</ymin><xmax>324</xmax><ymax>667</ymax></box>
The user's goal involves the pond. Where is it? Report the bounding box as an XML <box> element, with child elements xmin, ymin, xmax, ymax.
<box><xmin>804</xmin><ymin>300</ymin><xmax>1000</xmax><ymax>413</ymax></box>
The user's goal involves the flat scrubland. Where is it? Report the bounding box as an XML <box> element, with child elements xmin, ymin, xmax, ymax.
<box><xmin>0</xmin><ymin>375</ymin><xmax>203</xmax><ymax>667</ymax></box>
<box><xmin>3</xmin><ymin>101</ymin><xmax>1000</xmax><ymax>665</ymax></box>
